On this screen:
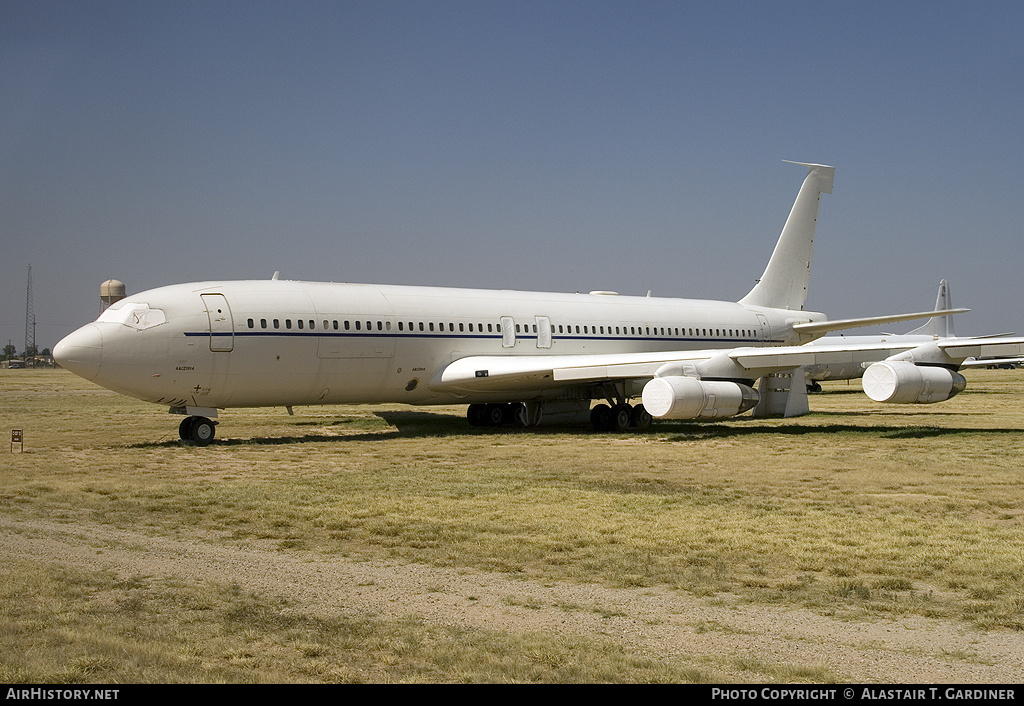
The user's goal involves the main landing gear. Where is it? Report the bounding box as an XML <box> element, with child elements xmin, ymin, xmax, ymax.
<box><xmin>588</xmin><ymin>382</ymin><xmax>652</xmax><ymax>432</ymax></box>
<box><xmin>589</xmin><ymin>403</ymin><xmax>652</xmax><ymax>432</ymax></box>
<box><xmin>467</xmin><ymin>403</ymin><xmax>525</xmax><ymax>427</ymax></box>
<box><xmin>466</xmin><ymin>401</ymin><xmax>652</xmax><ymax>432</ymax></box>
<box><xmin>179</xmin><ymin>416</ymin><xmax>217</xmax><ymax>446</ymax></box>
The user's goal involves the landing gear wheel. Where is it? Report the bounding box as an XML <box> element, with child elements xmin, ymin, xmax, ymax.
<box><xmin>467</xmin><ymin>404</ymin><xmax>487</xmax><ymax>427</ymax></box>
<box><xmin>590</xmin><ymin>403</ymin><xmax>611</xmax><ymax>431</ymax></box>
<box><xmin>486</xmin><ymin>403</ymin><xmax>510</xmax><ymax>426</ymax></box>
<box><xmin>190</xmin><ymin>417</ymin><xmax>216</xmax><ymax>446</ymax></box>
<box><xmin>180</xmin><ymin>416</ymin><xmax>216</xmax><ymax>446</ymax></box>
<box><xmin>609</xmin><ymin>403</ymin><xmax>632</xmax><ymax>432</ymax></box>
<box><xmin>630</xmin><ymin>404</ymin><xmax>653</xmax><ymax>431</ymax></box>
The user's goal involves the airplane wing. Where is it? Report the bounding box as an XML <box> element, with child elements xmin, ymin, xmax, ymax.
<box><xmin>432</xmin><ymin>340</ymin><xmax>932</xmax><ymax>393</ymax></box>
<box><xmin>432</xmin><ymin>336</ymin><xmax>1024</xmax><ymax>417</ymax></box>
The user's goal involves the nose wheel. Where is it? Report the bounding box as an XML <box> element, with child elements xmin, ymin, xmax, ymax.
<box><xmin>178</xmin><ymin>416</ymin><xmax>217</xmax><ymax>446</ymax></box>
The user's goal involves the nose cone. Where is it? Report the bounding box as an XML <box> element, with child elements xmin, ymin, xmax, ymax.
<box><xmin>54</xmin><ymin>324</ymin><xmax>103</xmax><ymax>380</ymax></box>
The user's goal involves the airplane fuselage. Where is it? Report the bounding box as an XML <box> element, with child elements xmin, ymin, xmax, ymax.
<box><xmin>58</xmin><ymin>278</ymin><xmax>822</xmax><ymax>411</ymax></box>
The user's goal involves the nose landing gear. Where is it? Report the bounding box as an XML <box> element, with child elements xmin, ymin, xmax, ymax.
<box><xmin>178</xmin><ymin>416</ymin><xmax>217</xmax><ymax>446</ymax></box>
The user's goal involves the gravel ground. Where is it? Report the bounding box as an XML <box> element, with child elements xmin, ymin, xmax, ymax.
<box><xmin>2</xmin><ymin>515</ymin><xmax>1022</xmax><ymax>683</ymax></box>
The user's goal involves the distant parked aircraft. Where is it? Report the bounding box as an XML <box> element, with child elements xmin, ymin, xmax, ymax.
<box><xmin>803</xmin><ymin>279</ymin><xmax>957</xmax><ymax>391</ymax></box>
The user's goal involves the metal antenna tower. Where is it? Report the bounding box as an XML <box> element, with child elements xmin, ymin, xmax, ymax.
<box><xmin>24</xmin><ymin>264</ymin><xmax>36</xmax><ymax>358</ymax></box>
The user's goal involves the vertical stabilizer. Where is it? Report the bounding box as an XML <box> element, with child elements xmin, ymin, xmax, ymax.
<box><xmin>739</xmin><ymin>162</ymin><xmax>834</xmax><ymax>311</ymax></box>
<box><xmin>907</xmin><ymin>280</ymin><xmax>956</xmax><ymax>337</ymax></box>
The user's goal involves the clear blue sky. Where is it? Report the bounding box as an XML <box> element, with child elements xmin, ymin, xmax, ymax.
<box><xmin>3</xmin><ymin>1</ymin><xmax>1022</xmax><ymax>353</ymax></box>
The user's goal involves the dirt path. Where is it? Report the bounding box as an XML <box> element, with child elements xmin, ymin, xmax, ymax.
<box><xmin>2</xmin><ymin>515</ymin><xmax>1021</xmax><ymax>683</ymax></box>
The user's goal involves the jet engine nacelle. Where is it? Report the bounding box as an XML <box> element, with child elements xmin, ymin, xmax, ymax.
<box><xmin>861</xmin><ymin>361</ymin><xmax>966</xmax><ymax>404</ymax></box>
<box><xmin>642</xmin><ymin>376</ymin><xmax>760</xmax><ymax>419</ymax></box>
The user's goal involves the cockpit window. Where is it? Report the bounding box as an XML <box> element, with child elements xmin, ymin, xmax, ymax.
<box><xmin>97</xmin><ymin>301</ymin><xmax>167</xmax><ymax>330</ymax></box>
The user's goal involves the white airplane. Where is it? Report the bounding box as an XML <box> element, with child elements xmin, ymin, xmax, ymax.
<box><xmin>53</xmin><ymin>162</ymin><xmax>1024</xmax><ymax>445</ymax></box>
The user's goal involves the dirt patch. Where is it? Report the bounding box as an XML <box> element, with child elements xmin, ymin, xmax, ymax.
<box><xmin>1</xmin><ymin>515</ymin><xmax>1021</xmax><ymax>682</ymax></box>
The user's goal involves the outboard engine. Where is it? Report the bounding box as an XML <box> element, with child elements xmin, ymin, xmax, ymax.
<box><xmin>862</xmin><ymin>361</ymin><xmax>966</xmax><ymax>404</ymax></box>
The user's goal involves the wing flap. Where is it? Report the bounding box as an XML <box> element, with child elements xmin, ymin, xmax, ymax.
<box><xmin>937</xmin><ymin>337</ymin><xmax>1024</xmax><ymax>360</ymax></box>
<box><xmin>730</xmin><ymin>342</ymin><xmax>912</xmax><ymax>371</ymax></box>
<box><xmin>432</xmin><ymin>350</ymin><xmax>714</xmax><ymax>392</ymax></box>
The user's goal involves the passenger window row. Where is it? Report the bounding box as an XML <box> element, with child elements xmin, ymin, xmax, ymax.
<box><xmin>548</xmin><ymin>324</ymin><xmax>757</xmax><ymax>338</ymax></box>
<box><xmin>244</xmin><ymin>318</ymin><xmax>759</xmax><ymax>340</ymax></box>
<box><xmin>244</xmin><ymin>318</ymin><xmax>494</xmax><ymax>332</ymax></box>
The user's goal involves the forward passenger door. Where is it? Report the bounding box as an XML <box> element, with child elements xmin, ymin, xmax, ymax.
<box><xmin>201</xmin><ymin>294</ymin><xmax>234</xmax><ymax>352</ymax></box>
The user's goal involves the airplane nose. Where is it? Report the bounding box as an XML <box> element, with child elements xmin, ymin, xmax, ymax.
<box><xmin>53</xmin><ymin>324</ymin><xmax>103</xmax><ymax>380</ymax></box>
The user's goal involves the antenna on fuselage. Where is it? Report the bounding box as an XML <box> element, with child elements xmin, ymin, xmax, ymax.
<box><xmin>272</xmin><ymin>271</ymin><xmax>280</xmax><ymax>280</ymax></box>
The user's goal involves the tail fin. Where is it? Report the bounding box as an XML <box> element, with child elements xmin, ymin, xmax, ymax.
<box><xmin>739</xmin><ymin>162</ymin><xmax>834</xmax><ymax>311</ymax></box>
<box><xmin>906</xmin><ymin>279</ymin><xmax>956</xmax><ymax>337</ymax></box>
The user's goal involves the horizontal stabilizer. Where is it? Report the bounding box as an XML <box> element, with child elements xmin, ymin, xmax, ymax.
<box><xmin>792</xmin><ymin>309</ymin><xmax>969</xmax><ymax>336</ymax></box>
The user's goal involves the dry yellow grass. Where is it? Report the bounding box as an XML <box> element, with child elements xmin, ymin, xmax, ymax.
<box><xmin>1</xmin><ymin>368</ymin><xmax>1022</xmax><ymax>681</ymax></box>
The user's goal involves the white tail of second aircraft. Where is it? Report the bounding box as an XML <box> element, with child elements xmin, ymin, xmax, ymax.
<box><xmin>739</xmin><ymin>162</ymin><xmax>835</xmax><ymax>312</ymax></box>
<box><xmin>906</xmin><ymin>279</ymin><xmax>956</xmax><ymax>338</ymax></box>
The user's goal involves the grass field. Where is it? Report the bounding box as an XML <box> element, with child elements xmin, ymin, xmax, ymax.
<box><xmin>1</xmin><ymin>368</ymin><xmax>1022</xmax><ymax>682</ymax></box>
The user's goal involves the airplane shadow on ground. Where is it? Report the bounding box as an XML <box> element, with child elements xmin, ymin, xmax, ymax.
<box><xmin>129</xmin><ymin>409</ymin><xmax>1021</xmax><ymax>447</ymax></box>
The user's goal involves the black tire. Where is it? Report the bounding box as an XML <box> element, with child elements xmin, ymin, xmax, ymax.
<box><xmin>630</xmin><ymin>404</ymin><xmax>653</xmax><ymax>431</ymax></box>
<box><xmin>485</xmin><ymin>404</ymin><xmax>508</xmax><ymax>426</ymax></box>
<box><xmin>610</xmin><ymin>404</ymin><xmax>632</xmax><ymax>432</ymax></box>
<box><xmin>467</xmin><ymin>404</ymin><xmax>486</xmax><ymax>427</ymax></box>
<box><xmin>512</xmin><ymin>403</ymin><xmax>530</xmax><ymax>427</ymax></box>
<box><xmin>189</xmin><ymin>417</ymin><xmax>216</xmax><ymax>446</ymax></box>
